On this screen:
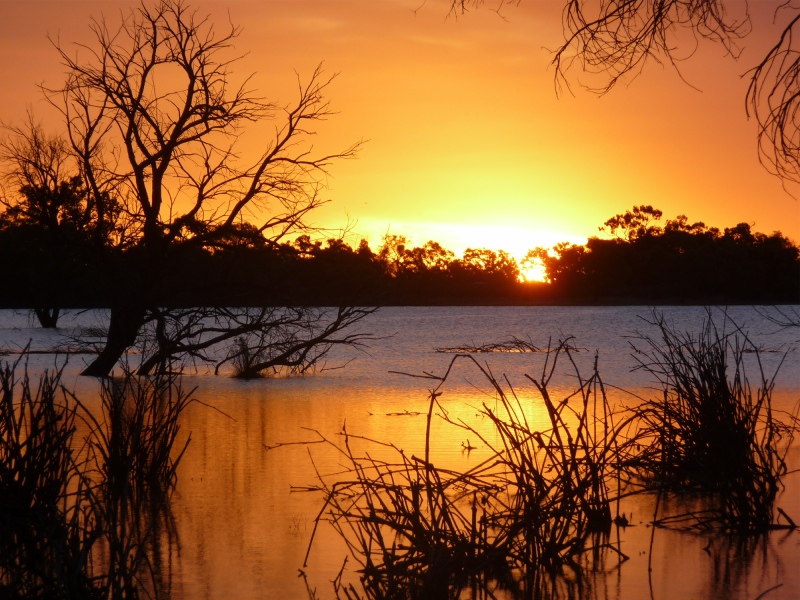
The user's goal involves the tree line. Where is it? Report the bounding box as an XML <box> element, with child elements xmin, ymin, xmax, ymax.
<box><xmin>1</xmin><ymin>189</ymin><xmax>797</xmax><ymax>309</ymax></box>
<box><xmin>534</xmin><ymin>205</ymin><xmax>799</xmax><ymax>303</ymax></box>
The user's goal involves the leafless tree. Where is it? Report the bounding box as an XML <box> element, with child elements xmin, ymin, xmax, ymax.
<box><xmin>34</xmin><ymin>0</ymin><xmax>363</xmax><ymax>376</ymax></box>
<box><xmin>746</xmin><ymin>12</ymin><xmax>800</xmax><ymax>184</ymax></box>
<box><xmin>1</xmin><ymin>115</ymin><xmax>74</xmax><ymax>201</ymax></box>
<box><xmin>0</xmin><ymin>117</ymin><xmax>126</xmax><ymax>327</ymax></box>
<box><xmin>1</xmin><ymin>120</ymin><xmax>73</xmax><ymax>328</ymax></box>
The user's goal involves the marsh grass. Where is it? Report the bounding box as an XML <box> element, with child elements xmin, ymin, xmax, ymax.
<box><xmin>292</xmin><ymin>340</ymin><xmax>641</xmax><ymax>599</ymax></box>
<box><xmin>288</xmin><ymin>313</ymin><xmax>800</xmax><ymax>599</ymax></box>
<box><xmin>75</xmin><ymin>368</ymin><xmax>192</xmax><ymax>597</ymax></box>
<box><xmin>629</xmin><ymin>310</ymin><xmax>798</xmax><ymax>532</ymax></box>
<box><xmin>0</xmin><ymin>359</ymin><xmax>99</xmax><ymax>598</ymax></box>
<box><xmin>0</xmin><ymin>357</ymin><xmax>192</xmax><ymax>598</ymax></box>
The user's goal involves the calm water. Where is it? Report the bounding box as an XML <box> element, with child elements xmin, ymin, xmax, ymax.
<box><xmin>2</xmin><ymin>306</ymin><xmax>799</xmax><ymax>599</ymax></box>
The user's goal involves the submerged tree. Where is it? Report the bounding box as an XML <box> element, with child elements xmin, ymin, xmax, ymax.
<box><xmin>26</xmin><ymin>0</ymin><xmax>367</xmax><ymax>376</ymax></box>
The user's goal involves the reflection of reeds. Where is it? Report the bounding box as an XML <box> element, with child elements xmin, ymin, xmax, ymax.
<box><xmin>295</xmin><ymin>341</ymin><xmax>639</xmax><ymax>599</ymax></box>
<box><xmin>0</xmin><ymin>358</ymin><xmax>191</xmax><ymax>598</ymax></box>
<box><xmin>80</xmin><ymin>371</ymin><xmax>192</xmax><ymax>501</ymax></box>
<box><xmin>630</xmin><ymin>310</ymin><xmax>797</xmax><ymax>531</ymax></box>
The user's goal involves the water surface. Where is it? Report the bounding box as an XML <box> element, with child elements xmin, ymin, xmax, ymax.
<box><xmin>2</xmin><ymin>306</ymin><xmax>798</xmax><ymax>599</ymax></box>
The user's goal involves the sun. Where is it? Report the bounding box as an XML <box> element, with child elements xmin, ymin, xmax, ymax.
<box><xmin>520</xmin><ymin>262</ymin><xmax>548</xmax><ymax>282</ymax></box>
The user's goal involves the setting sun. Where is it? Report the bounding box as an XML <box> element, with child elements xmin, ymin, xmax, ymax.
<box><xmin>352</xmin><ymin>219</ymin><xmax>583</xmax><ymax>280</ymax></box>
<box><xmin>520</xmin><ymin>261</ymin><xmax>548</xmax><ymax>282</ymax></box>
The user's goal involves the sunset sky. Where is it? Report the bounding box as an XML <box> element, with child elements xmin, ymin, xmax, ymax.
<box><xmin>1</xmin><ymin>0</ymin><xmax>798</xmax><ymax>268</ymax></box>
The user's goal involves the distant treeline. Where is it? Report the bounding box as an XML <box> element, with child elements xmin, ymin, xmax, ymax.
<box><xmin>0</xmin><ymin>205</ymin><xmax>797</xmax><ymax>307</ymax></box>
<box><xmin>537</xmin><ymin>206</ymin><xmax>800</xmax><ymax>304</ymax></box>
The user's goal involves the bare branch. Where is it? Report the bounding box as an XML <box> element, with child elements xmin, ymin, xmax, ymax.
<box><xmin>552</xmin><ymin>0</ymin><xmax>749</xmax><ymax>95</ymax></box>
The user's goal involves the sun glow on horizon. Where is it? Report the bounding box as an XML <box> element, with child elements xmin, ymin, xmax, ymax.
<box><xmin>520</xmin><ymin>262</ymin><xmax>548</xmax><ymax>282</ymax></box>
<box><xmin>348</xmin><ymin>220</ymin><xmax>585</xmax><ymax>282</ymax></box>
<box><xmin>1</xmin><ymin>0</ymin><xmax>798</xmax><ymax>291</ymax></box>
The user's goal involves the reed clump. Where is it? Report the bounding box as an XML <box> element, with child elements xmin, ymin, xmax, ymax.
<box><xmin>292</xmin><ymin>314</ymin><xmax>800</xmax><ymax>599</ymax></box>
<box><xmin>629</xmin><ymin>310</ymin><xmax>797</xmax><ymax>532</ymax></box>
<box><xmin>0</xmin><ymin>357</ymin><xmax>192</xmax><ymax>599</ymax></box>
<box><xmin>295</xmin><ymin>341</ymin><xmax>641</xmax><ymax>599</ymax></box>
<box><xmin>76</xmin><ymin>368</ymin><xmax>192</xmax><ymax>597</ymax></box>
<box><xmin>0</xmin><ymin>360</ymin><xmax>99</xmax><ymax>599</ymax></box>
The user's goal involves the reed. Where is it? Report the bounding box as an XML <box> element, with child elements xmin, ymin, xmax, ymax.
<box><xmin>629</xmin><ymin>310</ymin><xmax>797</xmax><ymax>531</ymax></box>
<box><xmin>0</xmin><ymin>357</ymin><xmax>192</xmax><ymax>598</ymax></box>
<box><xmin>76</xmin><ymin>369</ymin><xmax>192</xmax><ymax>597</ymax></box>
<box><xmin>293</xmin><ymin>315</ymin><xmax>800</xmax><ymax>598</ymax></box>
<box><xmin>0</xmin><ymin>359</ymin><xmax>99</xmax><ymax>598</ymax></box>
<box><xmin>295</xmin><ymin>341</ymin><xmax>641</xmax><ymax>599</ymax></box>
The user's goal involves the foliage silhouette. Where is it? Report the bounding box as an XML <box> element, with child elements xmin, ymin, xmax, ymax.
<box><xmin>0</xmin><ymin>118</ymin><xmax>123</xmax><ymax>328</ymax></box>
<box><xmin>0</xmin><ymin>205</ymin><xmax>796</xmax><ymax>312</ymax></box>
<box><xmin>539</xmin><ymin>207</ymin><xmax>799</xmax><ymax>303</ymax></box>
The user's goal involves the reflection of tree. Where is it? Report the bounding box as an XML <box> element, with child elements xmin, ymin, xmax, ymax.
<box><xmin>15</xmin><ymin>0</ymin><xmax>363</xmax><ymax>377</ymax></box>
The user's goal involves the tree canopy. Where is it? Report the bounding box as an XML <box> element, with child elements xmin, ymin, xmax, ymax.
<box><xmin>1</xmin><ymin>204</ymin><xmax>795</xmax><ymax>308</ymax></box>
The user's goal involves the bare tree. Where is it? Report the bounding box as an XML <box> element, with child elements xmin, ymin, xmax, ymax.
<box><xmin>746</xmin><ymin>13</ymin><xmax>800</xmax><ymax>184</ymax></box>
<box><xmin>135</xmin><ymin>306</ymin><xmax>375</xmax><ymax>378</ymax></box>
<box><xmin>1</xmin><ymin>120</ymin><xmax>73</xmax><ymax>328</ymax></box>
<box><xmin>33</xmin><ymin>0</ymin><xmax>363</xmax><ymax>376</ymax></box>
<box><xmin>1</xmin><ymin>115</ymin><xmax>74</xmax><ymax>205</ymax></box>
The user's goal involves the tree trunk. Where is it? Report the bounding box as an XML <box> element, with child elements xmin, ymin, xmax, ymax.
<box><xmin>34</xmin><ymin>308</ymin><xmax>60</xmax><ymax>328</ymax></box>
<box><xmin>81</xmin><ymin>306</ymin><xmax>146</xmax><ymax>377</ymax></box>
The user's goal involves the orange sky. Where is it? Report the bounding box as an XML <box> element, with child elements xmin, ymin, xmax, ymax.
<box><xmin>1</xmin><ymin>0</ymin><xmax>798</xmax><ymax>266</ymax></box>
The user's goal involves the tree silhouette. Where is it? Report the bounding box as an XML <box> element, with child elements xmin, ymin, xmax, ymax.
<box><xmin>0</xmin><ymin>118</ymin><xmax>124</xmax><ymax>327</ymax></box>
<box><xmin>540</xmin><ymin>206</ymin><xmax>799</xmax><ymax>302</ymax></box>
<box><xmin>600</xmin><ymin>205</ymin><xmax>664</xmax><ymax>241</ymax></box>
<box><xmin>24</xmin><ymin>0</ymin><xmax>365</xmax><ymax>376</ymax></box>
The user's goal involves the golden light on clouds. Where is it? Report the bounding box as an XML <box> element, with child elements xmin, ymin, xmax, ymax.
<box><xmin>1</xmin><ymin>0</ymin><xmax>798</xmax><ymax>258</ymax></box>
